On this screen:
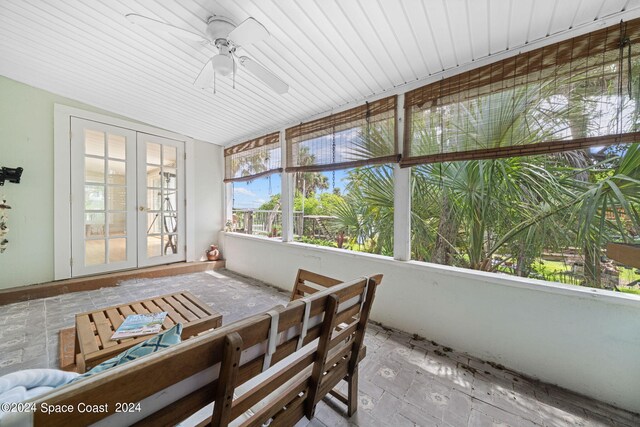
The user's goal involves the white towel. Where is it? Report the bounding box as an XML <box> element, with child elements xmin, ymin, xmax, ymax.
<box><xmin>0</xmin><ymin>369</ymin><xmax>79</xmax><ymax>422</ymax></box>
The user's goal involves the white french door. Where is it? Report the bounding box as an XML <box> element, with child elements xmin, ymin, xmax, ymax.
<box><xmin>70</xmin><ymin>118</ymin><xmax>185</xmax><ymax>276</ymax></box>
<box><xmin>71</xmin><ymin>118</ymin><xmax>137</xmax><ymax>276</ymax></box>
<box><xmin>137</xmin><ymin>133</ymin><xmax>185</xmax><ymax>267</ymax></box>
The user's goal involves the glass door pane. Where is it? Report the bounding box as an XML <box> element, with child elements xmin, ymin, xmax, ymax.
<box><xmin>137</xmin><ymin>134</ymin><xmax>185</xmax><ymax>267</ymax></box>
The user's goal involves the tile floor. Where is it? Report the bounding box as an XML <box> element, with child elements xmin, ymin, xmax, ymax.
<box><xmin>0</xmin><ymin>270</ymin><xmax>638</xmax><ymax>427</ymax></box>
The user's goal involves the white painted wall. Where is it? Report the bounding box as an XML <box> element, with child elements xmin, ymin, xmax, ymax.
<box><xmin>0</xmin><ymin>76</ymin><xmax>222</xmax><ymax>289</ymax></box>
<box><xmin>193</xmin><ymin>141</ymin><xmax>224</xmax><ymax>260</ymax></box>
<box><xmin>220</xmin><ymin>232</ymin><xmax>640</xmax><ymax>413</ymax></box>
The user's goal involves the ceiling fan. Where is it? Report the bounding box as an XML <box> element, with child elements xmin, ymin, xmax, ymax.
<box><xmin>125</xmin><ymin>13</ymin><xmax>289</xmax><ymax>95</ymax></box>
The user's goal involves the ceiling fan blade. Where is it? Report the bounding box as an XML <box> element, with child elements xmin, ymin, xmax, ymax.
<box><xmin>239</xmin><ymin>56</ymin><xmax>289</xmax><ymax>94</ymax></box>
<box><xmin>228</xmin><ymin>18</ymin><xmax>269</xmax><ymax>47</ymax></box>
<box><xmin>194</xmin><ymin>59</ymin><xmax>214</xmax><ymax>89</ymax></box>
<box><xmin>126</xmin><ymin>13</ymin><xmax>208</xmax><ymax>42</ymax></box>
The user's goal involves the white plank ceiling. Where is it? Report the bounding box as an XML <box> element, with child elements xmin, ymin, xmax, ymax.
<box><xmin>1</xmin><ymin>0</ymin><xmax>640</xmax><ymax>146</ymax></box>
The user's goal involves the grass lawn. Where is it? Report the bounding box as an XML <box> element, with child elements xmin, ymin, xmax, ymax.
<box><xmin>531</xmin><ymin>259</ymin><xmax>640</xmax><ymax>289</ymax></box>
<box><xmin>532</xmin><ymin>259</ymin><xmax>571</xmax><ymax>276</ymax></box>
<box><xmin>618</xmin><ymin>266</ymin><xmax>640</xmax><ymax>284</ymax></box>
<box><xmin>619</xmin><ymin>287</ymin><xmax>640</xmax><ymax>295</ymax></box>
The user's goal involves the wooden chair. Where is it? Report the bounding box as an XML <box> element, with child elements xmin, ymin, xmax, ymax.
<box><xmin>290</xmin><ymin>269</ymin><xmax>343</xmax><ymax>301</ymax></box>
<box><xmin>17</xmin><ymin>273</ymin><xmax>382</xmax><ymax>426</ymax></box>
<box><xmin>290</xmin><ymin>269</ymin><xmax>380</xmax><ymax>416</ymax></box>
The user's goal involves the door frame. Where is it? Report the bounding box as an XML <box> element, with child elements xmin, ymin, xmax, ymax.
<box><xmin>54</xmin><ymin>104</ymin><xmax>196</xmax><ymax>280</ymax></box>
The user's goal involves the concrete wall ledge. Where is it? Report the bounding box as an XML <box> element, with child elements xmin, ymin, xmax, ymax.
<box><xmin>221</xmin><ymin>231</ymin><xmax>640</xmax><ymax>308</ymax></box>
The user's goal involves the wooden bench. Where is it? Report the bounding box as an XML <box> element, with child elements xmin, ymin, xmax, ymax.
<box><xmin>15</xmin><ymin>273</ymin><xmax>381</xmax><ymax>426</ymax></box>
<box><xmin>74</xmin><ymin>291</ymin><xmax>222</xmax><ymax>372</ymax></box>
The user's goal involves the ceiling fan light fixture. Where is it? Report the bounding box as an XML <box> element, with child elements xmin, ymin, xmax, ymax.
<box><xmin>211</xmin><ymin>53</ymin><xmax>234</xmax><ymax>76</ymax></box>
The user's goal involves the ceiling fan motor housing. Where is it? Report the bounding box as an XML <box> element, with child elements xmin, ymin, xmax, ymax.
<box><xmin>206</xmin><ymin>16</ymin><xmax>236</xmax><ymax>41</ymax></box>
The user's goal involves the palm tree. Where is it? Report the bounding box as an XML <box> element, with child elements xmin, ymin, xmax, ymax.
<box><xmin>409</xmin><ymin>85</ymin><xmax>567</xmax><ymax>269</ymax></box>
<box><xmin>335</xmin><ymin>83</ymin><xmax>640</xmax><ymax>288</ymax></box>
<box><xmin>338</xmin><ymin>165</ymin><xmax>394</xmax><ymax>255</ymax></box>
<box><xmin>294</xmin><ymin>145</ymin><xmax>329</xmax><ymax>196</ymax></box>
<box><xmin>328</xmin><ymin>121</ymin><xmax>396</xmax><ymax>254</ymax></box>
<box><xmin>564</xmin><ymin>144</ymin><xmax>640</xmax><ymax>286</ymax></box>
<box><xmin>411</xmin><ymin>154</ymin><xmax>572</xmax><ymax>272</ymax></box>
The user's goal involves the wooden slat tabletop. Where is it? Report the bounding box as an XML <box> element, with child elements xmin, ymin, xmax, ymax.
<box><xmin>92</xmin><ymin>311</ymin><xmax>118</xmax><ymax>349</ymax></box>
<box><xmin>164</xmin><ymin>295</ymin><xmax>198</xmax><ymax>322</ymax></box>
<box><xmin>76</xmin><ymin>314</ymin><xmax>100</xmax><ymax>355</ymax></box>
<box><xmin>153</xmin><ymin>296</ymin><xmax>186</xmax><ymax>324</ymax></box>
<box><xmin>74</xmin><ymin>291</ymin><xmax>222</xmax><ymax>372</ymax></box>
<box><xmin>174</xmin><ymin>293</ymin><xmax>208</xmax><ymax>318</ymax></box>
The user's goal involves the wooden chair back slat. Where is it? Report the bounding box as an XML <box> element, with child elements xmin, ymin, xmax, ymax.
<box><xmin>231</xmin><ymin>351</ymin><xmax>315</xmax><ymax>419</ymax></box>
<box><xmin>318</xmin><ymin>361</ymin><xmax>350</xmax><ymax>399</ymax></box>
<box><xmin>240</xmin><ymin>379</ymin><xmax>309</xmax><ymax>427</ymax></box>
<box><xmin>131</xmin><ymin>383</ymin><xmax>212</xmax><ymax>427</ymax></box>
<box><xmin>335</xmin><ymin>303</ymin><xmax>362</xmax><ymax>326</ymax></box>
<box><xmin>269</xmin><ymin>393</ymin><xmax>307</xmax><ymax>427</ymax></box>
<box><xmin>291</xmin><ymin>269</ymin><xmax>343</xmax><ymax>301</ymax></box>
<box><xmin>329</xmin><ymin>322</ymin><xmax>359</xmax><ymax>350</ymax></box>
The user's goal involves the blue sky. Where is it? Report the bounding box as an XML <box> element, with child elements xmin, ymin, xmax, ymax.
<box><xmin>233</xmin><ymin>170</ymin><xmax>349</xmax><ymax>209</ymax></box>
<box><xmin>231</xmin><ymin>145</ymin><xmax>626</xmax><ymax>209</ymax></box>
<box><xmin>231</xmin><ymin>126</ymin><xmax>369</xmax><ymax>209</ymax></box>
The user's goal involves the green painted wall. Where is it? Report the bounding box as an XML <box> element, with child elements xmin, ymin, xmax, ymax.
<box><xmin>0</xmin><ymin>75</ymin><xmax>222</xmax><ymax>289</ymax></box>
<box><xmin>0</xmin><ymin>76</ymin><xmax>117</xmax><ymax>288</ymax></box>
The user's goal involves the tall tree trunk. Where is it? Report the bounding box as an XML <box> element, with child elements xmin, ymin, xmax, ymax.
<box><xmin>431</xmin><ymin>192</ymin><xmax>456</xmax><ymax>265</ymax></box>
<box><xmin>516</xmin><ymin>240</ymin><xmax>528</xmax><ymax>277</ymax></box>
<box><xmin>567</xmin><ymin>86</ymin><xmax>602</xmax><ymax>287</ymax></box>
<box><xmin>583</xmin><ymin>240</ymin><xmax>602</xmax><ymax>288</ymax></box>
<box><xmin>469</xmin><ymin>205</ymin><xmax>485</xmax><ymax>270</ymax></box>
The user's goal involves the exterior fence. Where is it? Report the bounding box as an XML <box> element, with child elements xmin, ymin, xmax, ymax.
<box><xmin>232</xmin><ymin>209</ymin><xmax>305</xmax><ymax>237</ymax></box>
<box><xmin>231</xmin><ymin>209</ymin><xmax>335</xmax><ymax>239</ymax></box>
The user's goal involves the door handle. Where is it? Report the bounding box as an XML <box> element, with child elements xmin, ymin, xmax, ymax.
<box><xmin>139</xmin><ymin>206</ymin><xmax>147</xmax><ymax>212</ymax></box>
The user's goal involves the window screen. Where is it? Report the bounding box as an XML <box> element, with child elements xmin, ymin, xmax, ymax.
<box><xmin>402</xmin><ymin>20</ymin><xmax>640</xmax><ymax>166</ymax></box>
<box><xmin>286</xmin><ymin>96</ymin><xmax>399</xmax><ymax>172</ymax></box>
<box><xmin>224</xmin><ymin>132</ymin><xmax>281</xmax><ymax>182</ymax></box>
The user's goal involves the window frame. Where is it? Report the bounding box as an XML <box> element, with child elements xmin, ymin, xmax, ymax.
<box><xmin>221</xmin><ymin>18</ymin><xmax>640</xmax><ymax>300</ymax></box>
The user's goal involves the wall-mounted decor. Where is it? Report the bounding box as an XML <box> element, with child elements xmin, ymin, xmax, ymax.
<box><xmin>0</xmin><ymin>166</ymin><xmax>23</xmax><ymax>186</ymax></box>
<box><xmin>0</xmin><ymin>196</ymin><xmax>10</xmax><ymax>253</ymax></box>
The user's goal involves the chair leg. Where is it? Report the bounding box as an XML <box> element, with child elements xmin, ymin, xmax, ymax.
<box><xmin>347</xmin><ymin>370</ymin><xmax>359</xmax><ymax>417</ymax></box>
